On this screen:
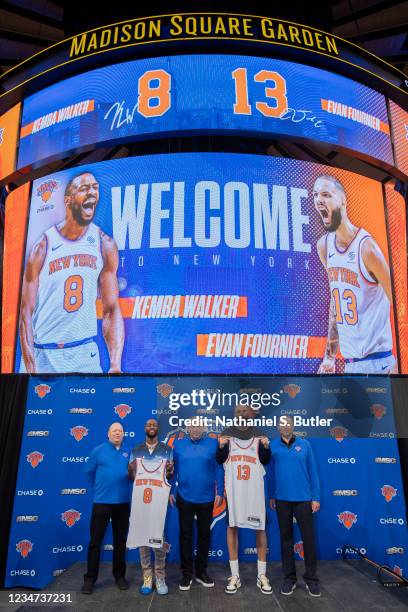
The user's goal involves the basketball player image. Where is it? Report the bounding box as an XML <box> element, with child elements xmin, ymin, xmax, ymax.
<box><xmin>216</xmin><ymin>404</ymin><xmax>272</xmax><ymax>595</ymax></box>
<box><xmin>314</xmin><ymin>174</ymin><xmax>395</xmax><ymax>374</ymax></box>
<box><xmin>19</xmin><ymin>171</ymin><xmax>124</xmax><ymax>373</ymax></box>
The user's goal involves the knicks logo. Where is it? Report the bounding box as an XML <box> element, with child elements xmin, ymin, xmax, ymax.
<box><xmin>157</xmin><ymin>384</ymin><xmax>174</xmax><ymax>398</ymax></box>
<box><xmin>393</xmin><ymin>566</ymin><xmax>403</xmax><ymax>576</ymax></box>
<box><xmin>27</xmin><ymin>451</ymin><xmax>44</xmax><ymax>468</ymax></box>
<box><xmin>34</xmin><ymin>384</ymin><xmax>51</xmax><ymax>399</ymax></box>
<box><xmin>0</xmin><ymin>127</ymin><xmax>4</xmax><ymax>146</ymax></box>
<box><xmin>330</xmin><ymin>426</ymin><xmax>348</xmax><ymax>442</ymax></box>
<box><xmin>283</xmin><ymin>384</ymin><xmax>301</xmax><ymax>399</ymax></box>
<box><xmin>16</xmin><ymin>540</ymin><xmax>33</xmax><ymax>558</ymax></box>
<box><xmin>381</xmin><ymin>485</ymin><xmax>397</xmax><ymax>502</ymax></box>
<box><xmin>338</xmin><ymin>511</ymin><xmax>357</xmax><ymax>529</ymax></box>
<box><xmin>37</xmin><ymin>179</ymin><xmax>58</xmax><ymax>202</ymax></box>
<box><xmin>370</xmin><ymin>404</ymin><xmax>386</xmax><ymax>420</ymax></box>
<box><xmin>114</xmin><ymin>404</ymin><xmax>131</xmax><ymax>419</ymax></box>
<box><xmin>70</xmin><ymin>426</ymin><xmax>89</xmax><ymax>442</ymax></box>
<box><xmin>61</xmin><ymin>509</ymin><xmax>81</xmax><ymax>527</ymax></box>
<box><xmin>294</xmin><ymin>541</ymin><xmax>304</xmax><ymax>559</ymax></box>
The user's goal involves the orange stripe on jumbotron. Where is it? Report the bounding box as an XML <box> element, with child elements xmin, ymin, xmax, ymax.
<box><xmin>20</xmin><ymin>99</ymin><xmax>95</xmax><ymax>139</ymax></box>
<box><xmin>96</xmin><ymin>296</ymin><xmax>248</xmax><ymax>319</ymax></box>
<box><xmin>196</xmin><ymin>334</ymin><xmax>341</xmax><ymax>358</ymax></box>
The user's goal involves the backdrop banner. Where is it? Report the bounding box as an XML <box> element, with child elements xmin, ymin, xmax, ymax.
<box><xmin>6</xmin><ymin>375</ymin><xmax>408</xmax><ymax>587</ymax></box>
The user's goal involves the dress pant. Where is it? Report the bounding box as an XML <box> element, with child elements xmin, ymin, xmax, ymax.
<box><xmin>176</xmin><ymin>493</ymin><xmax>213</xmax><ymax>577</ymax></box>
<box><xmin>84</xmin><ymin>502</ymin><xmax>130</xmax><ymax>582</ymax></box>
<box><xmin>275</xmin><ymin>500</ymin><xmax>318</xmax><ymax>584</ymax></box>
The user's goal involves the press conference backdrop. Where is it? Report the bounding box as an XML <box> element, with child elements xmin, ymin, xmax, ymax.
<box><xmin>3</xmin><ymin>153</ymin><xmax>400</xmax><ymax>374</ymax></box>
<box><xmin>17</xmin><ymin>54</ymin><xmax>393</xmax><ymax>170</ymax></box>
<box><xmin>6</xmin><ymin>375</ymin><xmax>408</xmax><ymax>588</ymax></box>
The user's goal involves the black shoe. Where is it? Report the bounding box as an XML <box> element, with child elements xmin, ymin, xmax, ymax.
<box><xmin>195</xmin><ymin>572</ymin><xmax>215</xmax><ymax>587</ymax></box>
<box><xmin>179</xmin><ymin>575</ymin><xmax>193</xmax><ymax>591</ymax></box>
<box><xmin>281</xmin><ymin>579</ymin><xmax>297</xmax><ymax>595</ymax></box>
<box><xmin>306</xmin><ymin>582</ymin><xmax>321</xmax><ymax>597</ymax></box>
<box><xmin>81</xmin><ymin>580</ymin><xmax>94</xmax><ymax>595</ymax></box>
<box><xmin>115</xmin><ymin>576</ymin><xmax>129</xmax><ymax>590</ymax></box>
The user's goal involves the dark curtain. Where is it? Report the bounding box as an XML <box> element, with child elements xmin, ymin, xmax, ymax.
<box><xmin>391</xmin><ymin>377</ymin><xmax>408</xmax><ymax>525</ymax></box>
<box><xmin>0</xmin><ymin>374</ymin><xmax>29</xmax><ymax>587</ymax></box>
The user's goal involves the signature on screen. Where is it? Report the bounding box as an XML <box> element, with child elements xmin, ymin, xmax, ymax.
<box><xmin>103</xmin><ymin>100</ymin><xmax>324</xmax><ymax>131</ymax></box>
<box><xmin>104</xmin><ymin>101</ymin><xmax>138</xmax><ymax>131</ymax></box>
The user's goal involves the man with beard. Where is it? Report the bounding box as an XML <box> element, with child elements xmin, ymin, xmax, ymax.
<box><xmin>216</xmin><ymin>404</ymin><xmax>272</xmax><ymax>595</ymax></box>
<box><xmin>314</xmin><ymin>174</ymin><xmax>394</xmax><ymax>374</ymax></box>
<box><xmin>19</xmin><ymin>171</ymin><xmax>124</xmax><ymax>373</ymax></box>
<box><xmin>128</xmin><ymin>419</ymin><xmax>173</xmax><ymax>596</ymax></box>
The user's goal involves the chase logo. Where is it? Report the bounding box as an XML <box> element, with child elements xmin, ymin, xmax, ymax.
<box><xmin>61</xmin><ymin>509</ymin><xmax>81</xmax><ymax>527</ymax></box>
<box><xmin>34</xmin><ymin>384</ymin><xmax>51</xmax><ymax>398</ymax></box>
<box><xmin>338</xmin><ymin>511</ymin><xmax>357</xmax><ymax>529</ymax></box>
<box><xmin>37</xmin><ymin>179</ymin><xmax>58</xmax><ymax>202</ymax></box>
<box><xmin>114</xmin><ymin>404</ymin><xmax>132</xmax><ymax>419</ymax></box>
<box><xmin>16</xmin><ymin>540</ymin><xmax>33</xmax><ymax>558</ymax></box>
<box><xmin>70</xmin><ymin>425</ymin><xmax>89</xmax><ymax>441</ymax></box>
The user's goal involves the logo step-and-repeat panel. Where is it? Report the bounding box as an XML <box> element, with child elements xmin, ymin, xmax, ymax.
<box><xmin>6</xmin><ymin>375</ymin><xmax>408</xmax><ymax>587</ymax></box>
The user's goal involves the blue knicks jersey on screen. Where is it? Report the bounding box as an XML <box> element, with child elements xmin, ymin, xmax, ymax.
<box><xmin>32</xmin><ymin>223</ymin><xmax>103</xmax><ymax>344</ymax></box>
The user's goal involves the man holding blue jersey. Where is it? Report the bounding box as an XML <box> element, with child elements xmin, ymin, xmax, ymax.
<box><xmin>82</xmin><ymin>422</ymin><xmax>131</xmax><ymax>594</ymax></box>
<box><xmin>169</xmin><ymin>424</ymin><xmax>224</xmax><ymax>591</ymax></box>
<box><xmin>269</xmin><ymin>416</ymin><xmax>321</xmax><ymax>598</ymax></box>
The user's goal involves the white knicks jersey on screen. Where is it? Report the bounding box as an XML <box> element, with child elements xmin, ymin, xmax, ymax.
<box><xmin>224</xmin><ymin>437</ymin><xmax>266</xmax><ymax>530</ymax></box>
<box><xmin>326</xmin><ymin>229</ymin><xmax>392</xmax><ymax>360</ymax></box>
<box><xmin>127</xmin><ymin>458</ymin><xmax>171</xmax><ymax>549</ymax></box>
<box><xmin>32</xmin><ymin>223</ymin><xmax>104</xmax><ymax>344</ymax></box>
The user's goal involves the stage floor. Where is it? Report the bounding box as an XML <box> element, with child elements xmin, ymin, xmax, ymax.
<box><xmin>3</xmin><ymin>561</ymin><xmax>408</xmax><ymax>611</ymax></box>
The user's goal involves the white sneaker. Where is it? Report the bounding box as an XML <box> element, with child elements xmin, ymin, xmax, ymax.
<box><xmin>225</xmin><ymin>575</ymin><xmax>241</xmax><ymax>594</ymax></box>
<box><xmin>257</xmin><ymin>574</ymin><xmax>273</xmax><ymax>595</ymax></box>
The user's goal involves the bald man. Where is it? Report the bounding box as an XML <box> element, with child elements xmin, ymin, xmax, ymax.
<box><xmin>82</xmin><ymin>423</ymin><xmax>131</xmax><ymax>594</ymax></box>
<box><xmin>19</xmin><ymin>171</ymin><xmax>124</xmax><ymax>374</ymax></box>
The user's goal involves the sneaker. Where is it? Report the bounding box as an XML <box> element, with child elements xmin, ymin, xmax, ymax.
<box><xmin>195</xmin><ymin>572</ymin><xmax>215</xmax><ymax>587</ymax></box>
<box><xmin>81</xmin><ymin>579</ymin><xmax>94</xmax><ymax>595</ymax></box>
<box><xmin>156</xmin><ymin>578</ymin><xmax>168</xmax><ymax>595</ymax></box>
<box><xmin>115</xmin><ymin>576</ymin><xmax>129</xmax><ymax>590</ymax></box>
<box><xmin>306</xmin><ymin>582</ymin><xmax>321</xmax><ymax>597</ymax></box>
<box><xmin>281</xmin><ymin>579</ymin><xmax>297</xmax><ymax>595</ymax></box>
<box><xmin>179</xmin><ymin>575</ymin><xmax>192</xmax><ymax>591</ymax></box>
<box><xmin>257</xmin><ymin>574</ymin><xmax>273</xmax><ymax>595</ymax></box>
<box><xmin>225</xmin><ymin>575</ymin><xmax>241</xmax><ymax>594</ymax></box>
<box><xmin>139</xmin><ymin>575</ymin><xmax>153</xmax><ymax>595</ymax></box>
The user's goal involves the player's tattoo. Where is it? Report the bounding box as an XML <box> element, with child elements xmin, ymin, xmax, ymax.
<box><xmin>324</xmin><ymin>296</ymin><xmax>339</xmax><ymax>360</ymax></box>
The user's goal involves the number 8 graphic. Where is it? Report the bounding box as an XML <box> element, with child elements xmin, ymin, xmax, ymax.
<box><xmin>143</xmin><ymin>488</ymin><xmax>153</xmax><ymax>504</ymax></box>
<box><xmin>64</xmin><ymin>275</ymin><xmax>83</xmax><ymax>312</ymax></box>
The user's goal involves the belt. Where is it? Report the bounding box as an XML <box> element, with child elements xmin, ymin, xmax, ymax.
<box><xmin>34</xmin><ymin>336</ymin><xmax>96</xmax><ymax>350</ymax></box>
<box><xmin>344</xmin><ymin>350</ymin><xmax>392</xmax><ymax>364</ymax></box>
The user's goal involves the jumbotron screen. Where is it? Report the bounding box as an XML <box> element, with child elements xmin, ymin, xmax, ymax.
<box><xmin>18</xmin><ymin>54</ymin><xmax>393</xmax><ymax>169</ymax></box>
<box><xmin>2</xmin><ymin>153</ymin><xmax>400</xmax><ymax>375</ymax></box>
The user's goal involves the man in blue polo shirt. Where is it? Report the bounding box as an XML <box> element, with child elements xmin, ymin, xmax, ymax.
<box><xmin>82</xmin><ymin>422</ymin><xmax>131</xmax><ymax>594</ymax></box>
<box><xmin>169</xmin><ymin>424</ymin><xmax>223</xmax><ymax>591</ymax></box>
<box><xmin>269</xmin><ymin>415</ymin><xmax>321</xmax><ymax>598</ymax></box>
